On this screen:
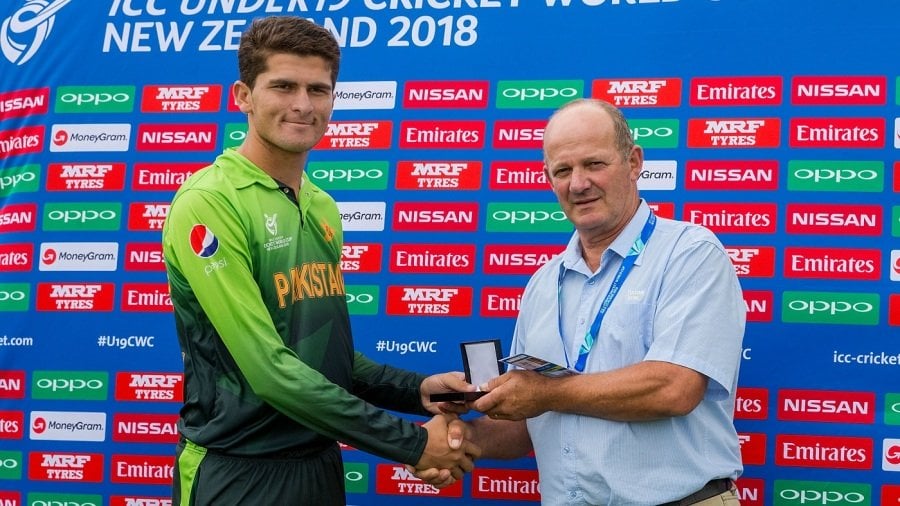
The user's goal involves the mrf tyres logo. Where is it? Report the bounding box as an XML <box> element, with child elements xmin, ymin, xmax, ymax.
<box><xmin>115</xmin><ymin>372</ymin><xmax>183</xmax><ymax>402</ymax></box>
<box><xmin>592</xmin><ymin>78</ymin><xmax>682</xmax><ymax>107</ymax></box>
<box><xmin>375</xmin><ymin>463</ymin><xmax>463</xmax><ymax>497</ymax></box>
<box><xmin>46</xmin><ymin>162</ymin><xmax>127</xmax><ymax>191</ymax></box>
<box><xmin>28</xmin><ymin>451</ymin><xmax>103</xmax><ymax>482</ymax></box>
<box><xmin>36</xmin><ymin>282</ymin><xmax>115</xmax><ymax>311</ymax></box>
<box><xmin>687</xmin><ymin>118</ymin><xmax>780</xmax><ymax>148</ymax></box>
<box><xmin>386</xmin><ymin>286</ymin><xmax>472</xmax><ymax>316</ymax></box>
<box><xmin>781</xmin><ymin>291</ymin><xmax>879</xmax><ymax>326</ymax></box>
<box><xmin>396</xmin><ymin>160</ymin><xmax>482</xmax><ymax>190</ymax></box>
<box><xmin>1</xmin><ymin>0</ymin><xmax>72</xmax><ymax>65</ymax></box>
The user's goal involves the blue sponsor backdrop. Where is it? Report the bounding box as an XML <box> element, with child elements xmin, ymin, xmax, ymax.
<box><xmin>2</xmin><ymin>0</ymin><xmax>900</xmax><ymax>504</ymax></box>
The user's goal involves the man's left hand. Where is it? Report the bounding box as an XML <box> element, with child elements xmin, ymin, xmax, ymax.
<box><xmin>470</xmin><ymin>370</ymin><xmax>549</xmax><ymax>420</ymax></box>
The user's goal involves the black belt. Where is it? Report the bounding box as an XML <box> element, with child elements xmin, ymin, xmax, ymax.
<box><xmin>660</xmin><ymin>478</ymin><xmax>733</xmax><ymax>506</ymax></box>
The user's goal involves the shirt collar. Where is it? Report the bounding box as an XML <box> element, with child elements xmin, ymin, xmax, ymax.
<box><xmin>560</xmin><ymin>199</ymin><xmax>651</xmax><ymax>273</ymax></box>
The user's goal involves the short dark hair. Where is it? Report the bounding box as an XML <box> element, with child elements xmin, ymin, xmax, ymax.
<box><xmin>237</xmin><ymin>16</ymin><xmax>341</xmax><ymax>89</ymax></box>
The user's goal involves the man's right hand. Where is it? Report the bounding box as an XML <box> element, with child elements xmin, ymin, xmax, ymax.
<box><xmin>414</xmin><ymin>414</ymin><xmax>481</xmax><ymax>484</ymax></box>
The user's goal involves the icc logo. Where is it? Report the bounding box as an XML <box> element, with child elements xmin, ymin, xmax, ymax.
<box><xmin>1</xmin><ymin>0</ymin><xmax>71</xmax><ymax>65</ymax></box>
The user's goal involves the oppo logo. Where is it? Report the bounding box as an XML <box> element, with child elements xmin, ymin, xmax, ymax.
<box><xmin>891</xmin><ymin>402</ymin><xmax>900</xmax><ymax>414</ymax></box>
<box><xmin>0</xmin><ymin>457</ymin><xmax>18</xmax><ymax>469</ymax></box>
<box><xmin>310</xmin><ymin>168</ymin><xmax>384</xmax><ymax>182</ymax></box>
<box><xmin>491</xmin><ymin>210</ymin><xmax>568</xmax><ymax>224</ymax></box>
<box><xmin>47</xmin><ymin>209</ymin><xmax>117</xmax><ymax>223</ymax></box>
<box><xmin>794</xmin><ymin>168</ymin><xmax>878</xmax><ymax>183</ymax></box>
<box><xmin>228</xmin><ymin>130</ymin><xmax>246</xmax><ymax>142</ymax></box>
<box><xmin>787</xmin><ymin>299</ymin><xmax>874</xmax><ymax>315</ymax></box>
<box><xmin>631</xmin><ymin>126</ymin><xmax>673</xmax><ymax>140</ymax></box>
<box><xmin>0</xmin><ymin>290</ymin><xmax>25</xmax><ymax>301</ymax></box>
<box><xmin>60</xmin><ymin>92</ymin><xmax>130</xmax><ymax>106</ymax></box>
<box><xmin>502</xmin><ymin>87</ymin><xmax>578</xmax><ymax>101</ymax></box>
<box><xmin>35</xmin><ymin>378</ymin><xmax>104</xmax><ymax>392</ymax></box>
<box><xmin>345</xmin><ymin>470</ymin><xmax>364</xmax><ymax>482</ymax></box>
<box><xmin>33</xmin><ymin>502</ymin><xmax>99</xmax><ymax>506</ymax></box>
<box><xmin>345</xmin><ymin>293</ymin><xmax>375</xmax><ymax>304</ymax></box>
<box><xmin>778</xmin><ymin>488</ymin><xmax>865</xmax><ymax>504</ymax></box>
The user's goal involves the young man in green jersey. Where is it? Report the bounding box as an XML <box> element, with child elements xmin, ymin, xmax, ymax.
<box><xmin>163</xmin><ymin>16</ymin><xmax>479</xmax><ymax>505</ymax></box>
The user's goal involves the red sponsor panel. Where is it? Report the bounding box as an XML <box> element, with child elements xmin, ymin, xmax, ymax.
<box><xmin>883</xmin><ymin>485</ymin><xmax>900</xmax><ymax>505</ymax></box>
<box><xmin>132</xmin><ymin>162</ymin><xmax>204</xmax><ymax>191</ymax></box>
<box><xmin>0</xmin><ymin>125</ymin><xmax>44</xmax><ymax>160</ymax></box>
<box><xmin>141</xmin><ymin>84</ymin><xmax>222</xmax><ymax>113</ymax></box>
<box><xmin>0</xmin><ymin>410</ymin><xmax>24</xmax><ymax>439</ymax></box>
<box><xmin>791</xmin><ymin>76</ymin><xmax>887</xmax><ymax>105</ymax></box>
<box><xmin>0</xmin><ymin>492</ymin><xmax>20</xmax><ymax>506</ymax></box>
<box><xmin>0</xmin><ymin>87</ymin><xmax>49</xmax><ymax>120</ymax></box>
<box><xmin>395</xmin><ymin>160</ymin><xmax>482</xmax><ymax>190</ymax></box>
<box><xmin>112</xmin><ymin>413</ymin><xmax>179</xmax><ymax>444</ymax></box>
<box><xmin>489</xmin><ymin>160</ymin><xmax>546</xmax><ymax>190</ymax></box>
<box><xmin>743</xmin><ymin>290</ymin><xmax>773</xmax><ymax>323</ymax></box>
<box><xmin>591</xmin><ymin>78</ymin><xmax>682</xmax><ymax>107</ymax></box>
<box><xmin>725</xmin><ymin>246</ymin><xmax>776</xmax><ymax>278</ymax></box>
<box><xmin>735</xmin><ymin>387</ymin><xmax>769</xmax><ymax>420</ymax></box>
<box><xmin>136</xmin><ymin>123</ymin><xmax>218</xmax><ymax>151</ymax></box>
<box><xmin>341</xmin><ymin>243</ymin><xmax>382</xmax><ymax>273</ymax></box>
<box><xmin>110</xmin><ymin>497</ymin><xmax>172</xmax><ymax>506</ymax></box>
<box><xmin>783</xmin><ymin>247</ymin><xmax>881</xmax><ymax>280</ymax></box>
<box><xmin>492</xmin><ymin>120</ymin><xmax>544</xmax><ymax>149</ymax></box>
<box><xmin>317</xmin><ymin>121</ymin><xmax>393</xmax><ymax>150</ymax></box>
<box><xmin>738</xmin><ymin>432</ymin><xmax>766</xmax><ymax>466</ymax></box>
<box><xmin>375</xmin><ymin>463</ymin><xmax>463</xmax><ymax>497</ymax></box>
<box><xmin>0</xmin><ymin>203</ymin><xmax>37</xmax><ymax>233</ymax></box>
<box><xmin>124</xmin><ymin>243</ymin><xmax>166</xmax><ymax>271</ymax></box>
<box><xmin>28</xmin><ymin>452</ymin><xmax>104</xmax><ymax>482</ymax></box>
<box><xmin>734</xmin><ymin>477</ymin><xmax>764</xmax><ymax>506</ymax></box>
<box><xmin>775</xmin><ymin>434</ymin><xmax>872</xmax><ymax>469</ymax></box>
<box><xmin>687</xmin><ymin>118</ymin><xmax>780</xmax><ymax>148</ymax></box>
<box><xmin>121</xmin><ymin>282</ymin><xmax>172</xmax><ymax>312</ymax></box>
<box><xmin>890</xmin><ymin>294</ymin><xmax>900</xmax><ymax>326</ymax></box>
<box><xmin>127</xmin><ymin>202</ymin><xmax>169</xmax><ymax>231</ymax></box>
<box><xmin>46</xmin><ymin>162</ymin><xmax>126</xmax><ymax>191</ymax></box>
<box><xmin>789</xmin><ymin>117</ymin><xmax>885</xmax><ymax>148</ymax></box>
<box><xmin>0</xmin><ymin>371</ymin><xmax>26</xmax><ymax>399</ymax></box>
<box><xmin>110</xmin><ymin>454</ymin><xmax>175</xmax><ymax>485</ymax></box>
<box><xmin>392</xmin><ymin>202</ymin><xmax>478</xmax><ymax>232</ymax></box>
<box><xmin>0</xmin><ymin>243</ymin><xmax>33</xmax><ymax>272</ymax></box>
<box><xmin>399</xmin><ymin>120</ymin><xmax>484</xmax><ymax>149</ymax></box>
<box><xmin>471</xmin><ymin>468</ymin><xmax>541</xmax><ymax>501</ymax></box>
<box><xmin>786</xmin><ymin>203</ymin><xmax>882</xmax><ymax>236</ymax></box>
<box><xmin>684</xmin><ymin>160</ymin><xmax>778</xmax><ymax>191</ymax></box>
<box><xmin>389</xmin><ymin>243</ymin><xmax>475</xmax><ymax>274</ymax></box>
<box><xmin>483</xmin><ymin>244</ymin><xmax>561</xmax><ymax>275</ymax></box>
<box><xmin>683</xmin><ymin>203</ymin><xmax>777</xmax><ymax>234</ymax></box>
<box><xmin>402</xmin><ymin>80</ymin><xmax>489</xmax><ymax>109</ymax></box>
<box><xmin>690</xmin><ymin>76</ymin><xmax>782</xmax><ymax>106</ymax></box>
<box><xmin>36</xmin><ymin>282</ymin><xmax>115</xmax><ymax>311</ymax></box>
<box><xmin>894</xmin><ymin>162</ymin><xmax>900</xmax><ymax>192</ymax></box>
<box><xmin>480</xmin><ymin>286</ymin><xmax>524</xmax><ymax>318</ymax></box>
<box><xmin>385</xmin><ymin>285</ymin><xmax>472</xmax><ymax>317</ymax></box>
<box><xmin>647</xmin><ymin>202</ymin><xmax>675</xmax><ymax>219</ymax></box>
<box><xmin>777</xmin><ymin>389</ymin><xmax>875</xmax><ymax>424</ymax></box>
<box><xmin>115</xmin><ymin>372</ymin><xmax>183</xmax><ymax>402</ymax></box>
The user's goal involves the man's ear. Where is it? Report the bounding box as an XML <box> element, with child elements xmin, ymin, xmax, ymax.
<box><xmin>628</xmin><ymin>145</ymin><xmax>644</xmax><ymax>182</ymax></box>
<box><xmin>232</xmin><ymin>80</ymin><xmax>252</xmax><ymax>114</ymax></box>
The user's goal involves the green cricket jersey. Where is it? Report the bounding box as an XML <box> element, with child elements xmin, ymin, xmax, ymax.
<box><xmin>162</xmin><ymin>148</ymin><xmax>429</xmax><ymax>465</ymax></box>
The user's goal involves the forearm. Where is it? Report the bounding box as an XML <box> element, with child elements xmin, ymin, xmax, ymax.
<box><xmin>470</xmin><ymin>417</ymin><xmax>532</xmax><ymax>460</ymax></box>
<box><xmin>352</xmin><ymin>352</ymin><xmax>430</xmax><ymax>416</ymax></box>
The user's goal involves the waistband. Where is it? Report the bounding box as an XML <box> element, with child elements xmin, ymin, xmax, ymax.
<box><xmin>660</xmin><ymin>478</ymin><xmax>734</xmax><ymax>506</ymax></box>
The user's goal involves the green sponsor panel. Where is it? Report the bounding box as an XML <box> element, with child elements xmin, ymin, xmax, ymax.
<box><xmin>0</xmin><ymin>164</ymin><xmax>40</xmax><ymax>197</ymax></box>
<box><xmin>774</xmin><ymin>479</ymin><xmax>870</xmax><ymax>505</ymax></box>
<box><xmin>55</xmin><ymin>85</ymin><xmax>135</xmax><ymax>113</ymax></box>
<box><xmin>31</xmin><ymin>371</ymin><xmax>109</xmax><ymax>401</ymax></box>
<box><xmin>0</xmin><ymin>451</ymin><xmax>22</xmax><ymax>480</ymax></box>
<box><xmin>28</xmin><ymin>493</ymin><xmax>103</xmax><ymax>506</ymax></box>
<box><xmin>782</xmin><ymin>291</ymin><xmax>879</xmax><ymax>325</ymax></box>
<box><xmin>308</xmin><ymin>161</ymin><xmax>389</xmax><ymax>190</ymax></box>
<box><xmin>223</xmin><ymin>122</ymin><xmax>247</xmax><ymax>149</ymax></box>
<box><xmin>486</xmin><ymin>202</ymin><xmax>573</xmax><ymax>233</ymax></box>
<box><xmin>42</xmin><ymin>202</ymin><xmax>122</xmax><ymax>232</ymax></box>
<box><xmin>893</xmin><ymin>206</ymin><xmax>900</xmax><ymax>237</ymax></box>
<box><xmin>629</xmin><ymin>119</ymin><xmax>680</xmax><ymax>148</ymax></box>
<box><xmin>496</xmin><ymin>80</ymin><xmax>583</xmax><ymax>109</ymax></box>
<box><xmin>788</xmin><ymin>160</ymin><xmax>883</xmax><ymax>192</ymax></box>
<box><xmin>886</xmin><ymin>393</ymin><xmax>900</xmax><ymax>425</ymax></box>
<box><xmin>343</xmin><ymin>462</ymin><xmax>369</xmax><ymax>494</ymax></box>
<box><xmin>346</xmin><ymin>285</ymin><xmax>379</xmax><ymax>316</ymax></box>
<box><xmin>0</xmin><ymin>283</ymin><xmax>30</xmax><ymax>312</ymax></box>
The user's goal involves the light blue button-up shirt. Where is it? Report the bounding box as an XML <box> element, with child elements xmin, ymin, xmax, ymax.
<box><xmin>511</xmin><ymin>200</ymin><xmax>745</xmax><ymax>505</ymax></box>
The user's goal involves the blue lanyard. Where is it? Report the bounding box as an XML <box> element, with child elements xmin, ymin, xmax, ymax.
<box><xmin>557</xmin><ymin>212</ymin><xmax>656</xmax><ymax>372</ymax></box>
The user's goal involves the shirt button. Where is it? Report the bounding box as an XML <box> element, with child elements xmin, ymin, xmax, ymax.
<box><xmin>569</xmin><ymin>491</ymin><xmax>577</xmax><ymax>499</ymax></box>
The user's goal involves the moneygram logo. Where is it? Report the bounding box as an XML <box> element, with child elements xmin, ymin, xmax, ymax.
<box><xmin>492</xmin><ymin>119</ymin><xmax>544</xmax><ymax>149</ymax></box>
<box><xmin>124</xmin><ymin>242</ymin><xmax>165</xmax><ymax>271</ymax></box>
<box><xmin>787</xmin><ymin>160</ymin><xmax>883</xmax><ymax>192</ymax></box>
<box><xmin>725</xmin><ymin>246</ymin><xmax>775</xmax><ymax>277</ymax></box>
<box><xmin>334</xmin><ymin>80</ymin><xmax>396</xmax><ymax>110</ymax></box>
<box><xmin>36</xmin><ymin>282</ymin><xmax>116</xmax><ymax>311</ymax></box>
<box><xmin>39</xmin><ymin>242</ymin><xmax>118</xmax><ymax>272</ymax></box>
<box><xmin>884</xmin><ymin>438</ymin><xmax>900</xmax><ymax>471</ymax></box>
<box><xmin>783</xmin><ymin>247</ymin><xmax>880</xmax><ymax>280</ymax></box>
<box><xmin>29</xmin><ymin>410</ymin><xmax>106</xmax><ymax>441</ymax></box>
<box><xmin>743</xmin><ymin>290</ymin><xmax>773</xmax><ymax>323</ymax></box>
<box><xmin>790</xmin><ymin>117</ymin><xmax>884</xmax><ymax>148</ymax></box>
<box><xmin>480</xmin><ymin>286</ymin><xmax>523</xmax><ymax>318</ymax></box>
<box><xmin>689</xmin><ymin>76</ymin><xmax>782</xmax><ymax>106</ymax></box>
<box><xmin>120</xmin><ymin>282</ymin><xmax>171</xmax><ymax>312</ymax></box>
<box><xmin>776</xmin><ymin>434</ymin><xmax>872</xmax><ymax>469</ymax></box>
<box><xmin>0</xmin><ymin>243</ymin><xmax>32</xmax><ymax>272</ymax></box>
<box><xmin>1</xmin><ymin>0</ymin><xmax>72</xmax><ymax>65</ymax></box>
<box><xmin>127</xmin><ymin>202</ymin><xmax>169</xmax><ymax>231</ymax></box>
<box><xmin>47</xmin><ymin>162</ymin><xmax>126</xmax><ymax>191</ymax></box>
<box><xmin>483</xmin><ymin>244</ymin><xmax>561</xmax><ymax>275</ymax></box>
<box><xmin>683</xmin><ymin>203</ymin><xmax>776</xmax><ymax>234</ymax></box>
<box><xmin>337</xmin><ymin>202</ymin><xmax>385</xmax><ymax>232</ymax></box>
<box><xmin>0</xmin><ymin>125</ymin><xmax>43</xmax><ymax>159</ymax></box>
<box><xmin>400</xmin><ymin>120</ymin><xmax>484</xmax><ymax>149</ymax></box>
<box><xmin>112</xmin><ymin>413</ymin><xmax>179</xmax><ymax>444</ymax></box>
<box><xmin>791</xmin><ymin>75</ymin><xmax>887</xmax><ymax>105</ymax></box>
<box><xmin>0</xmin><ymin>87</ymin><xmax>48</xmax><ymax>120</ymax></box>
<box><xmin>489</xmin><ymin>160</ymin><xmax>545</xmax><ymax>190</ymax></box>
<box><xmin>685</xmin><ymin>160</ymin><xmax>778</xmax><ymax>191</ymax></box>
<box><xmin>345</xmin><ymin>285</ymin><xmax>379</xmax><ymax>316</ymax></box>
<box><xmin>386</xmin><ymin>286</ymin><xmax>472</xmax><ymax>317</ymax></box>
<box><xmin>687</xmin><ymin>118</ymin><xmax>780</xmax><ymax>148</ymax></box>
<box><xmin>781</xmin><ymin>291</ymin><xmax>879</xmax><ymax>325</ymax></box>
<box><xmin>318</xmin><ymin>121</ymin><xmax>392</xmax><ymax>149</ymax></box>
<box><xmin>471</xmin><ymin>468</ymin><xmax>541</xmax><ymax>501</ymax></box>
<box><xmin>50</xmin><ymin>123</ymin><xmax>130</xmax><ymax>152</ymax></box>
<box><xmin>110</xmin><ymin>454</ymin><xmax>174</xmax><ymax>485</ymax></box>
<box><xmin>0</xmin><ymin>163</ymin><xmax>39</xmax><ymax>197</ymax></box>
<box><xmin>486</xmin><ymin>202</ymin><xmax>571</xmax><ymax>233</ymax></box>
<box><xmin>592</xmin><ymin>78</ymin><xmax>682</xmax><ymax>107</ymax></box>
<box><xmin>341</xmin><ymin>243</ymin><xmax>382</xmax><ymax>273</ymax></box>
<box><xmin>375</xmin><ymin>463</ymin><xmax>462</xmax><ymax>497</ymax></box>
<box><xmin>392</xmin><ymin>202</ymin><xmax>478</xmax><ymax>232</ymax></box>
<box><xmin>389</xmin><ymin>243</ymin><xmax>475</xmax><ymax>274</ymax></box>
<box><xmin>403</xmin><ymin>80</ymin><xmax>488</xmax><ymax>109</ymax></box>
<box><xmin>637</xmin><ymin>160</ymin><xmax>676</xmax><ymax>191</ymax></box>
<box><xmin>786</xmin><ymin>203</ymin><xmax>881</xmax><ymax>236</ymax></box>
<box><xmin>115</xmin><ymin>372</ymin><xmax>182</xmax><ymax>402</ymax></box>
<box><xmin>773</xmin><ymin>480</ymin><xmax>870</xmax><ymax>505</ymax></box>
<box><xmin>0</xmin><ymin>283</ymin><xmax>29</xmax><ymax>312</ymax></box>
<box><xmin>396</xmin><ymin>160</ymin><xmax>482</xmax><ymax>190</ymax></box>
<box><xmin>137</xmin><ymin>123</ymin><xmax>217</xmax><ymax>151</ymax></box>
<box><xmin>496</xmin><ymin>80</ymin><xmax>582</xmax><ymax>109</ymax></box>
<box><xmin>777</xmin><ymin>389</ymin><xmax>875</xmax><ymax>424</ymax></box>
<box><xmin>307</xmin><ymin>161</ymin><xmax>388</xmax><ymax>190</ymax></box>
<box><xmin>734</xmin><ymin>387</ymin><xmax>769</xmax><ymax>420</ymax></box>
<box><xmin>132</xmin><ymin>162</ymin><xmax>201</xmax><ymax>191</ymax></box>
<box><xmin>31</xmin><ymin>371</ymin><xmax>108</xmax><ymax>401</ymax></box>
<box><xmin>55</xmin><ymin>85</ymin><xmax>135</xmax><ymax>113</ymax></box>
<box><xmin>141</xmin><ymin>84</ymin><xmax>222</xmax><ymax>113</ymax></box>
<box><xmin>43</xmin><ymin>202</ymin><xmax>122</xmax><ymax>231</ymax></box>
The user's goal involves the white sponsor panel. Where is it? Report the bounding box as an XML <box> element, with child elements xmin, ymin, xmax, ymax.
<box><xmin>638</xmin><ymin>160</ymin><xmax>677</xmax><ymax>191</ymax></box>
<box><xmin>337</xmin><ymin>201</ymin><xmax>386</xmax><ymax>231</ymax></box>
<box><xmin>334</xmin><ymin>81</ymin><xmax>397</xmax><ymax>110</ymax></box>
<box><xmin>30</xmin><ymin>411</ymin><xmax>106</xmax><ymax>441</ymax></box>
<box><xmin>39</xmin><ymin>242</ymin><xmax>118</xmax><ymax>271</ymax></box>
<box><xmin>49</xmin><ymin>123</ymin><xmax>131</xmax><ymax>152</ymax></box>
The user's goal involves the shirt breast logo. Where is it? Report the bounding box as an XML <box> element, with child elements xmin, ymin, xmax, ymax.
<box><xmin>263</xmin><ymin>212</ymin><xmax>293</xmax><ymax>252</ymax></box>
<box><xmin>265</xmin><ymin>213</ymin><xmax>277</xmax><ymax>236</ymax></box>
